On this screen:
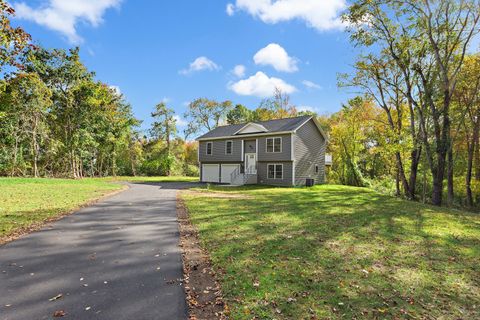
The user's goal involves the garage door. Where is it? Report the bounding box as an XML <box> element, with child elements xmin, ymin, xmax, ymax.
<box><xmin>202</xmin><ymin>164</ymin><xmax>219</xmax><ymax>183</ymax></box>
<box><xmin>221</xmin><ymin>164</ymin><xmax>240</xmax><ymax>184</ymax></box>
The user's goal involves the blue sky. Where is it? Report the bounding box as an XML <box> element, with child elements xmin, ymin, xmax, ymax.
<box><xmin>12</xmin><ymin>0</ymin><xmax>357</xmax><ymax>135</ymax></box>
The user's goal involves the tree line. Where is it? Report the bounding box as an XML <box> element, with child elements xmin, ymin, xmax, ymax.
<box><xmin>333</xmin><ymin>0</ymin><xmax>480</xmax><ymax>207</ymax></box>
<box><xmin>1</xmin><ymin>0</ymin><xmax>479</xmax><ymax>209</ymax></box>
<box><xmin>0</xmin><ymin>2</ymin><xmax>199</xmax><ymax>178</ymax></box>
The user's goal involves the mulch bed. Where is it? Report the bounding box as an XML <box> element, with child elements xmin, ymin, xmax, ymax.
<box><xmin>177</xmin><ymin>194</ymin><xmax>227</xmax><ymax>320</ymax></box>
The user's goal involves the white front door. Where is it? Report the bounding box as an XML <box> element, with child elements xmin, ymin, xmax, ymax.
<box><xmin>245</xmin><ymin>153</ymin><xmax>257</xmax><ymax>174</ymax></box>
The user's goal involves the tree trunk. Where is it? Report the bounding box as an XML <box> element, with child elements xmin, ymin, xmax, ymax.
<box><xmin>31</xmin><ymin>118</ymin><xmax>39</xmax><ymax>178</ymax></box>
<box><xmin>11</xmin><ymin>135</ymin><xmax>19</xmax><ymax>177</ymax></box>
<box><xmin>447</xmin><ymin>147</ymin><xmax>454</xmax><ymax>206</ymax></box>
<box><xmin>422</xmin><ymin>163</ymin><xmax>427</xmax><ymax>204</ymax></box>
<box><xmin>475</xmin><ymin>132</ymin><xmax>480</xmax><ymax>181</ymax></box>
<box><xmin>395</xmin><ymin>167</ymin><xmax>400</xmax><ymax>196</ymax></box>
<box><xmin>395</xmin><ymin>152</ymin><xmax>412</xmax><ymax>199</ymax></box>
<box><xmin>465</xmin><ymin>141</ymin><xmax>475</xmax><ymax>207</ymax></box>
<box><xmin>466</xmin><ymin>121</ymin><xmax>479</xmax><ymax>206</ymax></box>
<box><xmin>408</xmin><ymin>147</ymin><xmax>421</xmax><ymax>199</ymax></box>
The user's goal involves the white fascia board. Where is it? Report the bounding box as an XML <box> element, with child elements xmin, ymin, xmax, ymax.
<box><xmin>233</xmin><ymin>122</ymin><xmax>269</xmax><ymax>135</ymax></box>
<box><xmin>197</xmin><ymin>130</ymin><xmax>293</xmax><ymax>141</ymax></box>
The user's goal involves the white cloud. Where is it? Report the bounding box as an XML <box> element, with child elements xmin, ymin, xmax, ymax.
<box><xmin>253</xmin><ymin>43</ymin><xmax>298</xmax><ymax>73</ymax></box>
<box><xmin>229</xmin><ymin>71</ymin><xmax>296</xmax><ymax>98</ymax></box>
<box><xmin>109</xmin><ymin>85</ymin><xmax>121</xmax><ymax>96</ymax></box>
<box><xmin>297</xmin><ymin>105</ymin><xmax>319</xmax><ymax>113</ymax></box>
<box><xmin>14</xmin><ymin>0</ymin><xmax>121</xmax><ymax>44</ymax></box>
<box><xmin>302</xmin><ymin>80</ymin><xmax>322</xmax><ymax>90</ymax></box>
<box><xmin>232</xmin><ymin>0</ymin><xmax>346</xmax><ymax>32</ymax></box>
<box><xmin>232</xmin><ymin>64</ymin><xmax>246</xmax><ymax>78</ymax></box>
<box><xmin>180</xmin><ymin>56</ymin><xmax>220</xmax><ymax>75</ymax></box>
<box><xmin>226</xmin><ymin>3</ymin><xmax>235</xmax><ymax>16</ymax></box>
<box><xmin>161</xmin><ymin>97</ymin><xmax>171</xmax><ymax>103</ymax></box>
<box><xmin>173</xmin><ymin>115</ymin><xmax>188</xmax><ymax>127</ymax></box>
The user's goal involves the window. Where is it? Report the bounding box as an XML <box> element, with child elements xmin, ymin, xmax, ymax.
<box><xmin>267</xmin><ymin>164</ymin><xmax>283</xmax><ymax>179</ymax></box>
<box><xmin>225</xmin><ymin>140</ymin><xmax>233</xmax><ymax>154</ymax></box>
<box><xmin>315</xmin><ymin>165</ymin><xmax>319</xmax><ymax>174</ymax></box>
<box><xmin>206</xmin><ymin>142</ymin><xmax>212</xmax><ymax>155</ymax></box>
<box><xmin>266</xmin><ymin>137</ymin><xmax>282</xmax><ymax>153</ymax></box>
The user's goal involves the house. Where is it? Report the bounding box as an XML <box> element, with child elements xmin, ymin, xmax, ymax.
<box><xmin>196</xmin><ymin>115</ymin><xmax>327</xmax><ymax>186</ymax></box>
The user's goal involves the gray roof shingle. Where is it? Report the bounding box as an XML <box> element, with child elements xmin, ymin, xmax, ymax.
<box><xmin>196</xmin><ymin>115</ymin><xmax>312</xmax><ymax>140</ymax></box>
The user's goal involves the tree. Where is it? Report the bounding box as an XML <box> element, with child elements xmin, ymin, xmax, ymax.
<box><xmin>340</xmin><ymin>53</ymin><xmax>422</xmax><ymax>199</ymax></box>
<box><xmin>344</xmin><ymin>0</ymin><xmax>480</xmax><ymax>205</ymax></box>
<box><xmin>454</xmin><ymin>54</ymin><xmax>480</xmax><ymax>206</ymax></box>
<box><xmin>226</xmin><ymin>104</ymin><xmax>252</xmax><ymax>124</ymax></box>
<box><xmin>183</xmin><ymin>98</ymin><xmax>232</xmax><ymax>138</ymax></box>
<box><xmin>0</xmin><ymin>0</ymin><xmax>31</xmax><ymax>73</ymax></box>
<box><xmin>252</xmin><ymin>88</ymin><xmax>298</xmax><ymax>121</ymax></box>
<box><xmin>329</xmin><ymin>97</ymin><xmax>382</xmax><ymax>187</ymax></box>
<box><xmin>150</xmin><ymin>102</ymin><xmax>177</xmax><ymax>151</ymax></box>
<box><xmin>9</xmin><ymin>73</ymin><xmax>51</xmax><ymax>177</ymax></box>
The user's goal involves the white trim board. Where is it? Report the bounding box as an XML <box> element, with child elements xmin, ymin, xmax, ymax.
<box><xmin>197</xmin><ymin>130</ymin><xmax>293</xmax><ymax>141</ymax></box>
<box><xmin>233</xmin><ymin>122</ymin><xmax>268</xmax><ymax>135</ymax></box>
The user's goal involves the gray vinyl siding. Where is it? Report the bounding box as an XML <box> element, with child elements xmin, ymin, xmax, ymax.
<box><xmin>199</xmin><ymin>139</ymin><xmax>242</xmax><ymax>163</ymax></box>
<box><xmin>257</xmin><ymin>161</ymin><xmax>293</xmax><ymax>186</ymax></box>
<box><xmin>244</xmin><ymin>140</ymin><xmax>256</xmax><ymax>153</ymax></box>
<box><xmin>257</xmin><ymin>134</ymin><xmax>292</xmax><ymax>161</ymax></box>
<box><xmin>294</xmin><ymin>119</ymin><xmax>326</xmax><ymax>185</ymax></box>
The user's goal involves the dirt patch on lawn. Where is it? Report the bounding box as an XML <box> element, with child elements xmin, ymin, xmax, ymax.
<box><xmin>183</xmin><ymin>190</ymin><xmax>252</xmax><ymax>199</ymax></box>
<box><xmin>177</xmin><ymin>193</ymin><xmax>227</xmax><ymax>320</ymax></box>
<box><xmin>0</xmin><ymin>185</ymin><xmax>128</xmax><ymax>246</ymax></box>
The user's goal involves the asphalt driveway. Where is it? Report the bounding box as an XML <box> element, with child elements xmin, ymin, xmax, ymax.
<box><xmin>0</xmin><ymin>182</ymin><xmax>198</xmax><ymax>320</ymax></box>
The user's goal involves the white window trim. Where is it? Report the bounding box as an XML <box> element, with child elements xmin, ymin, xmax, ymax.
<box><xmin>267</xmin><ymin>163</ymin><xmax>283</xmax><ymax>180</ymax></box>
<box><xmin>206</xmin><ymin>142</ymin><xmax>213</xmax><ymax>155</ymax></box>
<box><xmin>265</xmin><ymin>137</ymin><xmax>282</xmax><ymax>153</ymax></box>
<box><xmin>225</xmin><ymin>140</ymin><xmax>233</xmax><ymax>155</ymax></box>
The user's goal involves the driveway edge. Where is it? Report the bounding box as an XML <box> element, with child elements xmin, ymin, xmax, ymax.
<box><xmin>177</xmin><ymin>191</ymin><xmax>227</xmax><ymax>319</ymax></box>
<box><xmin>0</xmin><ymin>184</ymin><xmax>129</xmax><ymax>246</ymax></box>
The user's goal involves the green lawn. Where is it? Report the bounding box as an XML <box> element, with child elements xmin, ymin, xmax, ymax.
<box><xmin>98</xmin><ymin>176</ymin><xmax>198</xmax><ymax>183</ymax></box>
<box><xmin>0</xmin><ymin>176</ymin><xmax>198</xmax><ymax>243</ymax></box>
<box><xmin>182</xmin><ymin>185</ymin><xmax>480</xmax><ymax>319</ymax></box>
<box><xmin>0</xmin><ymin>178</ymin><xmax>124</xmax><ymax>242</ymax></box>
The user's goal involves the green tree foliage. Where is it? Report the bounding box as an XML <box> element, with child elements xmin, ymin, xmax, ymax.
<box><xmin>226</xmin><ymin>104</ymin><xmax>252</xmax><ymax>124</ymax></box>
<box><xmin>150</xmin><ymin>102</ymin><xmax>176</xmax><ymax>151</ymax></box>
<box><xmin>343</xmin><ymin>0</ymin><xmax>480</xmax><ymax>206</ymax></box>
<box><xmin>184</xmin><ymin>98</ymin><xmax>232</xmax><ymax>138</ymax></box>
<box><xmin>0</xmin><ymin>0</ymin><xmax>31</xmax><ymax>73</ymax></box>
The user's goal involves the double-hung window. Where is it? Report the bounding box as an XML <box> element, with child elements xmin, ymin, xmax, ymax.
<box><xmin>206</xmin><ymin>142</ymin><xmax>213</xmax><ymax>155</ymax></box>
<box><xmin>267</xmin><ymin>164</ymin><xmax>283</xmax><ymax>179</ymax></box>
<box><xmin>266</xmin><ymin>137</ymin><xmax>282</xmax><ymax>153</ymax></box>
<box><xmin>225</xmin><ymin>140</ymin><xmax>233</xmax><ymax>154</ymax></box>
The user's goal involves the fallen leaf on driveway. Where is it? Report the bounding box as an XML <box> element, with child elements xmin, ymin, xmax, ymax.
<box><xmin>53</xmin><ymin>310</ymin><xmax>66</xmax><ymax>317</ymax></box>
<box><xmin>49</xmin><ymin>294</ymin><xmax>63</xmax><ymax>301</ymax></box>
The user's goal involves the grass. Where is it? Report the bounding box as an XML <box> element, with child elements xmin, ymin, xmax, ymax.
<box><xmin>0</xmin><ymin>178</ymin><xmax>124</xmax><ymax>241</ymax></box>
<box><xmin>0</xmin><ymin>175</ymin><xmax>197</xmax><ymax>242</ymax></box>
<box><xmin>181</xmin><ymin>184</ymin><xmax>480</xmax><ymax>319</ymax></box>
<box><xmin>98</xmin><ymin>176</ymin><xmax>198</xmax><ymax>183</ymax></box>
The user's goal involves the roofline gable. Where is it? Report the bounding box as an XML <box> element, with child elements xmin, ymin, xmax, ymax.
<box><xmin>196</xmin><ymin>130</ymin><xmax>293</xmax><ymax>141</ymax></box>
<box><xmin>293</xmin><ymin>116</ymin><xmax>328</xmax><ymax>142</ymax></box>
<box><xmin>233</xmin><ymin>122</ymin><xmax>269</xmax><ymax>135</ymax></box>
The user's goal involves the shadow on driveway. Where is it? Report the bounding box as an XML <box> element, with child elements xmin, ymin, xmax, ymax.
<box><xmin>0</xmin><ymin>182</ymin><xmax>198</xmax><ymax>320</ymax></box>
